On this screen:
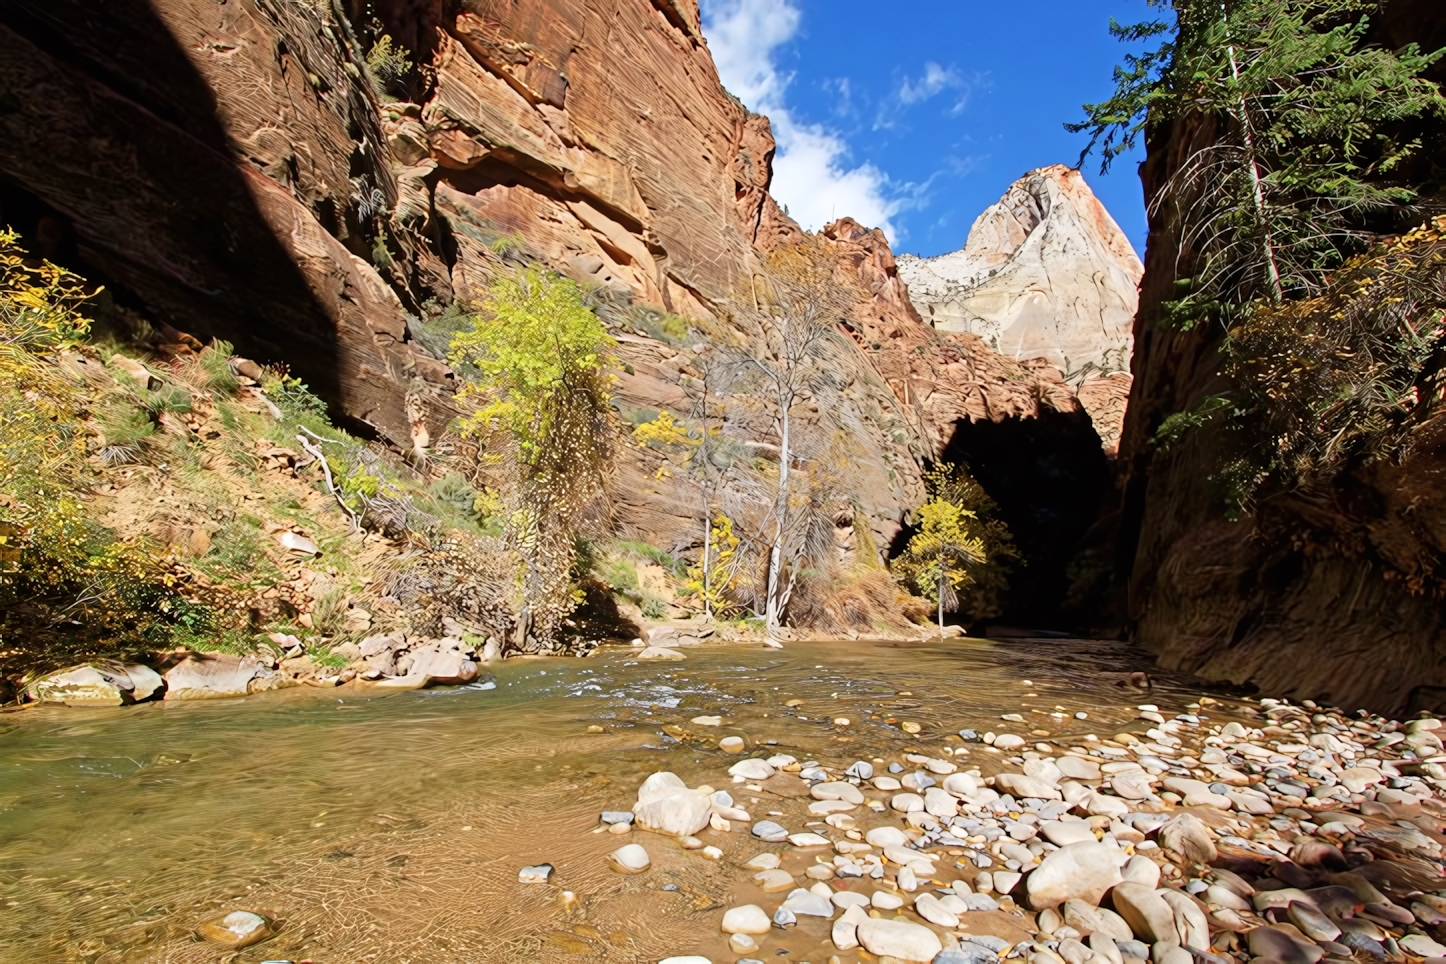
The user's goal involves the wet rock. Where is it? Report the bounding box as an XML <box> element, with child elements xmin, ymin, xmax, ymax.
<box><xmin>728</xmin><ymin>932</ymin><xmax>759</xmax><ymax>954</ymax></box>
<box><xmin>607</xmin><ymin>843</ymin><xmax>649</xmax><ymax>873</ymax></box>
<box><xmin>601</xmin><ymin>811</ymin><xmax>634</xmax><ymax>826</ymax></box>
<box><xmin>1026</xmin><ymin>841</ymin><xmax>1125</xmax><ymax>908</ymax></box>
<box><xmin>754</xmin><ymin>868</ymin><xmax>795</xmax><ymax>892</ymax></box>
<box><xmin>867</xmin><ymin>826</ymin><xmax>910</xmax><ymax>847</ymax></box>
<box><xmin>856</xmin><ymin>917</ymin><xmax>944</xmax><ymax>962</ymax></box>
<box><xmin>27</xmin><ymin>660</ymin><xmax>163</xmax><ymax>706</ymax></box>
<box><xmin>744</xmin><ymin>853</ymin><xmax>780</xmax><ymax>870</ymax></box>
<box><xmin>772</xmin><ymin>906</ymin><xmax>796</xmax><ymax>928</ymax></box>
<box><xmin>915</xmin><ymin>891</ymin><xmax>961</xmax><ymax>927</ymax></box>
<box><xmin>873</xmin><ymin>890</ymin><xmax>905</xmax><ymax>909</ymax></box>
<box><xmin>892</xmin><ymin>792</ymin><xmax>925</xmax><ymax>812</ymax></box>
<box><xmin>833</xmin><ymin>903</ymin><xmax>869</xmax><ymax>950</ymax></box>
<box><xmin>729</xmin><ymin>758</ymin><xmax>775</xmax><ymax>779</ymax></box>
<box><xmin>722</xmin><ymin>904</ymin><xmax>772</xmax><ymax>934</ymax></box>
<box><xmin>994</xmin><ymin>734</ymin><xmax>1026</xmax><ymax>749</ymax></box>
<box><xmin>195</xmin><ymin>910</ymin><xmax>273</xmax><ymax>948</ymax></box>
<box><xmin>638</xmin><ymin>646</ymin><xmax>685</xmax><ymax>660</ymax></box>
<box><xmin>939</xmin><ymin>942</ymin><xmax>1003</xmax><ymax>964</ymax></box>
<box><xmin>847</xmin><ymin>761</ymin><xmax>875</xmax><ymax>780</ymax></box>
<box><xmin>752</xmin><ymin>820</ymin><xmax>788</xmax><ymax>842</ymax></box>
<box><xmin>518</xmin><ymin>863</ymin><xmax>553</xmax><ymax>883</ymax></box>
<box><xmin>164</xmin><ymin>654</ymin><xmax>266</xmax><ymax>700</ymax></box>
<box><xmin>634</xmin><ymin>772</ymin><xmax>711</xmax><ymax>836</ymax></box>
<box><xmin>781</xmin><ymin>887</ymin><xmax>833</xmax><ymax>917</ymax></box>
<box><xmin>812</xmin><ymin>781</ymin><xmax>864</xmax><ymax>804</ymax></box>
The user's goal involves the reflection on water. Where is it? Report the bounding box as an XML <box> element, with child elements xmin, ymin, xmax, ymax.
<box><xmin>0</xmin><ymin>637</ymin><xmax>1227</xmax><ymax>962</ymax></box>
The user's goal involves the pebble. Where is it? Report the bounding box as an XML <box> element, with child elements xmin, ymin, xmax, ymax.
<box><xmin>729</xmin><ymin>758</ymin><xmax>775</xmax><ymax>779</ymax></box>
<box><xmin>722</xmin><ymin>904</ymin><xmax>771</xmax><ymax>934</ymax></box>
<box><xmin>719</xmin><ymin>736</ymin><xmax>745</xmax><ymax>753</ymax></box>
<box><xmin>781</xmin><ymin>886</ymin><xmax>833</xmax><ymax>917</ymax></box>
<box><xmin>518</xmin><ymin>864</ymin><xmax>553</xmax><ymax>883</ymax></box>
<box><xmin>754</xmin><ymin>868</ymin><xmax>795</xmax><ymax>892</ymax></box>
<box><xmin>728</xmin><ymin>933</ymin><xmax>759</xmax><ymax>954</ymax></box>
<box><xmin>751</xmin><ymin>820</ymin><xmax>788</xmax><ymax>842</ymax></box>
<box><xmin>194</xmin><ymin>910</ymin><xmax>273</xmax><ymax>948</ymax></box>
<box><xmin>607</xmin><ymin>843</ymin><xmax>650</xmax><ymax>873</ymax></box>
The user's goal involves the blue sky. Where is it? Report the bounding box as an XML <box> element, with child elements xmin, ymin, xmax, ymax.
<box><xmin>699</xmin><ymin>0</ymin><xmax>1158</xmax><ymax>258</ymax></box>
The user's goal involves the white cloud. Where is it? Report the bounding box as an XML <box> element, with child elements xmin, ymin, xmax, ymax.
<box><xmin>700</xmin><ymin>0</ymin><xmax>902</xmax><ymax>241</ymax></box>
<box><xmin>899</xmin><ymin>62</ymin><xmax>959</xmax><ymax>104</ymax></box>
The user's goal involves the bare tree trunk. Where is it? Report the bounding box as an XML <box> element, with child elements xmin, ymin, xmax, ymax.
<box><xmin>764</xmin><ymin>400</ymin><xmax>791</xmax><ymax>634</ymax></box>
<box><xmin>938</xmin><ymin>554</ymin><xmax>945</xmax><ymax>638</ymax></box>
<box><xmin>1224</xmin><ymin>22</ymin><xmax>1283</xmax><ymax>302</ymax></box>
<box><xmin>701</xmin><ymin>503</ymin><xmax>712</xmax><ymax>619</ymax></box>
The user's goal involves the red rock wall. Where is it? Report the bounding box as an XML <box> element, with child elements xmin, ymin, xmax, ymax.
<box><xmin>0</xmin><ymin>0</ymin><xmax>1094</xmax><ymax>578</ymax></box>
<box><xmin>1111</xmin><ymin>4</ymin><xmax>1446</xmax><ymax>713</ymax></box>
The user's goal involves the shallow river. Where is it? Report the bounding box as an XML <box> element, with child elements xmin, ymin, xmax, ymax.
<box><xmin>0</xmin><ymin>637</ymin><xmax>1242</xmax><ymax>963</ymax></box>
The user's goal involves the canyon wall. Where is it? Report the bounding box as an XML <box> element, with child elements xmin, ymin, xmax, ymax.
<box><xmin>0</xmin><ymin>0</ymin><xmax>1098</xmax><ymax>580</ymax></box>
<box><xmin>1112</xmin><ymin>4</ymin><xmax>1446</xmax><ymax>714</ymax></box>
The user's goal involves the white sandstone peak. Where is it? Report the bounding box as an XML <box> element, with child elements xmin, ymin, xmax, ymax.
<box><xmin>898</xmin><ymin>164</ymin><xmax>1142</xmax><ymax>376</ymax></box>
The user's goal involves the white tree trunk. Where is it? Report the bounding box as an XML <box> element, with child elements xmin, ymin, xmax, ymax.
<box><xmin>764</xmin><ymin>401</ymin><xmax>791</xmax><ymax>634</ymax></box>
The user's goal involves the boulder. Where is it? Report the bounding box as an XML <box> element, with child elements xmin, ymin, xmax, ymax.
<box><xmin>722</xmin><ymin>904</ymin><xmax>771</xmax><ymax>934</ymax></box>
<box><xmin>1111</xmin><ymin>882</ymin><xmax>1176</xmax><ymax>943</ymax></box>
<box><xmin>164</xmin><ymin>654</ymin><xmax>266</xmax><ymax>700</ymax></box>
<box><xmin>27</xmin><ymin>660</ymin><xmax>163</xmax><ymax>706</ymax></box>
<box><xmin>1156</xmin><ymin>812</ymin><xmax>1216</xmax><ymax>866</ymax></box>
<box><xmin>634</xmin><ymin>788</ymin><xmax>711</xmax><ymax>837</ymax></box>
<box><xmin>406</xmin><ymin>648</ymin><xmax>478</xmax><ymax>685</ymax></box>
<box><xmin>1026</xmin><ymin>841</ymin><xmax>1124</xmax><ymax>909</ymax></box>
<box><xmin>856</xmin><ymin>917</ymin><xmax>944</xmax><ymax>962</ymax></box>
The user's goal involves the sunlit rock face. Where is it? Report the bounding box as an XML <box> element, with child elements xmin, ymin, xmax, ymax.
<box><xmin>897</xmin><ymin>165</ymin><xmax>1142</xmax><ymax>377</ymax></box>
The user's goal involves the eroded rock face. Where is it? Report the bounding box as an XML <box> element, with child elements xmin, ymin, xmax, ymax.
<box><xmin>1110</xmin><ymin>5</ymin><xmax>1446</xmax><ymax>714</ymax></box>
<box><xmin>898</xmin><ymin>166</ymin><xmax>1142</xmax><ymax>374</ymax></box>
<box><xmin>898</xmin><ymin>166</ymin><xmax>1142</xmax><ymax>452</ymax></box>
<box><xmin>0</xmin><ymin>0</ymin><xmax>1110</xmax><ymax>598</ymax></box>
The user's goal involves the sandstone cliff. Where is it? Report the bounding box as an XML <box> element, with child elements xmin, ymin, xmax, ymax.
<box><xmin>898</xmin><ymin>166</ymin><xmax>1141</xmax><ymax>454</ymax></box>
<box><xmin>1109</xmin><ymin>5</ymin><xmax>1446</xmax><ymax>714</ymax></box>
<box><xmin>897</xmin><ymin>166</ymin><xmax>1141</xmax><ymax>374</ymax></box>
<box><xmin>0</xmin><ymin>0</ymin><xmax>1106</xmax><ymax>615</ymax></box>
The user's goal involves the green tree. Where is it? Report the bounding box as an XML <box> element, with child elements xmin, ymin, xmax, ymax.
<box><xmin>892</xmin><ymin>464</ymin><xmax>1018</xmax><ymax>631</ymax></box>
<box><xmin>450</xmin><ymin>268</ymin><xmax>615</xmax><ymax>652</ymax></box>
<box><xmin>1071</xmin><ymin>0</ymin><xmax>1445</xmax><ymax>316</ymax></box>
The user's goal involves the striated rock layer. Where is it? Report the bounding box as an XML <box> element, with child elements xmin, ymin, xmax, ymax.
<box><xmin>0</xmin><ymin>0</ymin><xmax>1103</xmax><ymax>587</ymax></box>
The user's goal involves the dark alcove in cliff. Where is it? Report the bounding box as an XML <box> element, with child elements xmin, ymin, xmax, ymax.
<box><xmin>936</xmin><ymin>408</ymin><xmax>1113</xmax><ymax>628</ymax></box>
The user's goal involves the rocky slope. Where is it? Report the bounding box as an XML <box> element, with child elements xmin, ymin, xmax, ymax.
<box><xmin>0</xmin><ymin>0</ymin><xmax>1106</xmax><ymax>591</ymax></box>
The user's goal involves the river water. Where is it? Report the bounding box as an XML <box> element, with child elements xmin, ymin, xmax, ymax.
<box><xmin>0</xmin><ymin>637</ymin><xmax>1241</xmax><ymax>963</ymax></box>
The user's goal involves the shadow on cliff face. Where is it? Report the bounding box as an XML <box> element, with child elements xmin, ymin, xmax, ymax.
<box><xmin>0</xmin><ymin>0</ymin><xmax>344</xmax><ymax>408</ymax></box>
<box><xmin>933</xmin><ymin>408</ymin><xmax>1113</xmax><ymax>629</ymax></box>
